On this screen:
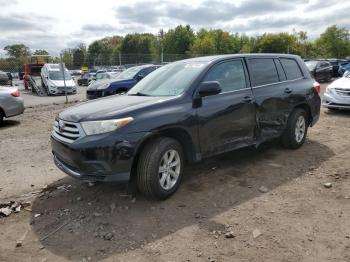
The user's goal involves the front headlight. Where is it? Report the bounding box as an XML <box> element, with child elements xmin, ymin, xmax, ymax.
<box><xmin>326</xmin><ymin>87</ymin><xmax>335</xmax><ymax>95</ymax></box>
<box><xmin>97</xmin><ymin>83</ymin><xmax>110</xmax><ymax>90</ymax></box>
<box><xmin>81</xmin><ymin>117</ymin><xmax>134</xmax><ymax>135</ymax></box>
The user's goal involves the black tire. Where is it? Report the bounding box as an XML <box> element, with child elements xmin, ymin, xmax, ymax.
<box><xmin>0</xmin><ymin>110</ymin><xmax>4</xmax><ymax>126</ymax></box>
<box><xmin>328</xmin><ymin>108</ymin><xmax>338</xmax><ymax>112</ymax></box>
<box><xmin>137</xmin><ymin>137</ymin><xmax>184</xmax><ymax>200</ymax></box>
<box><xmin>281</xmin><ymin>108</ymin><xmax>308</xmax><ymax>149</ymax></box>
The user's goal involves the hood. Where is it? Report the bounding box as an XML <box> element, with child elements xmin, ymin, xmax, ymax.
<box><xmin>328</xmin><ymin>77</ymin><xmax>350</xmax><ymax>90</ymax></box>
<box><xmin>87</xmin><ymin>78</ymin><xmax>135</xmax><ymax>91</ymax></box>
<box><xmin>49</xmin><ymin>79</ymin><xmax>75</xmax><ymax>87</ymax></box>
<box><xmin>59</xmin><ymin>94</ymin><xmax>173</xmax><ymax>122</ymax></box>
<box><xmin>87</xmin><ymin>79</ymin><xmax>111</xmax><ymax>91</ymax></box>
<box><xmin>109</xmin><ymin>78</ymin><xmax>135</xmax><ymax>87</ymax></box>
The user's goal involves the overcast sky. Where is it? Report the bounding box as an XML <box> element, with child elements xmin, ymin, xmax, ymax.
<box><xmin>0</xmin><ymin>0</ymin><xmax>349</xmax><ymax>56</ymax></box>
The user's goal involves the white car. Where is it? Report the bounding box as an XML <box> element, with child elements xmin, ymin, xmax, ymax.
<box><xmin>323</xmin><ymin>71</ymin><xmax>350</xmax><ymax>110</ymax></box>
<box><xmin>41</xmin><ymin>64</ymin><xmax>77</xmax><ymax>95</ymax></box>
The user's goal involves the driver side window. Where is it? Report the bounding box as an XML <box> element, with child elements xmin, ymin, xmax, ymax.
<box><xmin>203</xmin><ymin>60</ymin><xmax>246</xmax><ymax>93</ymax></box>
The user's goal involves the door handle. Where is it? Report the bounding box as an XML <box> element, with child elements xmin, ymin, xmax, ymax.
<box><xmin>242</xmin><ymin>96</ymin><xmax>253</xmax><ymax>103</ymax></box>
<box><xmin>284</xmin><ymin>88</ymin><xmax>292</xmax><ymax>94</ymax></box>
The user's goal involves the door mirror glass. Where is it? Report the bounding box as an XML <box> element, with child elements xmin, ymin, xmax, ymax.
<box><xmin>198</xmin><ymin>81</ymin><xmax>222</xmax><ymax>97</ymax></box>
<box><xmin>136</xmin><ymin>74</ymin><xmax>145</xmax><ymax>81</ymax></box>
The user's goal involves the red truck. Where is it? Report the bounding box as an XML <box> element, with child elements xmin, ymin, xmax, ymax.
<box><xmin>24</xmin><ymin>55</ymin><xmax>51</xmax><ymax>89</ymax></box>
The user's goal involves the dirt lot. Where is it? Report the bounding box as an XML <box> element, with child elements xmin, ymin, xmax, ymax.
<box><xmin>1</xmin><ymin>83</ymin><xmax>350</xmax><ymax>262</ymax></box>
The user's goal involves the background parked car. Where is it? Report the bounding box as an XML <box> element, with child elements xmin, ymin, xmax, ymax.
<box><xmin>70</xmin><ymin>69</ymin><xmax>82</xmax><ymax>76</ymax></box>
<box><xmin>0</xmin><ymin>71</ymin><xmax>12</xmax><ymax>86</ymax></box>
<box><xmin>323</xmin><ymin>71</ymin><xmax>350</xmax><ymax>110</ymax></box>
<box><xmin>0</xmin><ymin>87</ymin><xmax>24</xmax><ymax>125</ymax></box>
<box><xmin>305</xmin><ymin>60</ymin><xmax>333</xmax><ymax>82</ymax></box>
<box><xmin>327</xmin><ymin>59</ymin><xmax>348</xmax><ymax>77</ymax></box>
<box><xmin>94</xmin><ymin>70</ymin><xmax>108</xmax><ymax>79</ymax></box>
<box><xmin>41</xmin><ymin>64</ymin><xmax>77</xmax><ymax>95</ymax></box>
<box><xmin>78</xmin><ymin>72</ymin><xmax>95</xmax><ymax>86</ymax></box>
<box><xmin>86</xmin><ymin>64</ymin><xmax>160</xmax><ymax>99</ymax></box>
<box><xmin>338</xmin><ymin>62</ymin><xmax>350</xmax><ymax>76</ymax></box>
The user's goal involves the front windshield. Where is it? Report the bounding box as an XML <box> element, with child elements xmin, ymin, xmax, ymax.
<box><xmin>116</xmin><ymin>67</ymin><xmax>141</xmax><ymax>80</ymax></box>
<box><xmin>110</xmin><ymin>72</ymin><xmax>120</xmax><ymax>79</ymax></box>
<box><xmin>305</xmin><ymin>61</ymin><xmax>318</xmax><ymax>70</ymax></box>
<box><xmin>344</xmin><ymin>71</ymin><xmax>350</xmax><ymax>78</ymax></box>
<box><xmin>128</xmin><ymin>62</ymin><xmax>207</xmax><ymax>97</ymax></box>
<box><xmin>49</xmin><ymin>70</ymin><xmax>72</xmax><ymax>81</ymax></box>
<box><xmin>96</xmin><ymin>72</ymin><xmax>110</xmax><ymax>80</ymax></box>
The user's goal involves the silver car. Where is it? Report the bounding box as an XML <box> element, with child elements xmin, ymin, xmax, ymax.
<box><xmin>323</xmin><ymin>71</ymin><xmax>350</xmax><ymax>110</ymax></box>
<box><xmin>0</xmin><ymin>86</ymin><xmax>25</xmax><ymax>124</ymax></box>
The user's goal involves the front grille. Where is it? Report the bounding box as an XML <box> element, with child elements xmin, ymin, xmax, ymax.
<box><xmin>57</xmin><ymin>86</ymin><xmax>73</xmax><ymax>92</ymax></box>
<box><xmin>335</xmin><ymin>88</ymin><xmax>350</xmax><ymax>97</ymax></box>
<box><xmin>53</xmin><ymin>119</ymin><xmax>84</xmax><ymax>144</ymax></box>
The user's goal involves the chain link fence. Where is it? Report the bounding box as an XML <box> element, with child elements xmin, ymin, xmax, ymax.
<box><xmin>0</xmin><ymin>53</ymin><xmax>202</xmax><ymax>79</ymax></box>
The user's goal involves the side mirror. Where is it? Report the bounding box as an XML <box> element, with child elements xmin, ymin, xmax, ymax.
<box><xmin>198</xmin><ymin>81</ymin><xmax>222</xmax><ymax>97</ymax></box>
<box><xmin>136</xmin><ymin>74</ymin><xmax>145</xmax><ymax>81</ymax></box>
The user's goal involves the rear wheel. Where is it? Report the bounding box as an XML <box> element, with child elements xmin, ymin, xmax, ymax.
<box><xmin>281</xmin><ymin>108</ymin><xmax>308</xmax><ymax>149</ymax></box>
<box><xmin>0</xmin><ymin>110</ymin><xmax>4</xmax><ymax>126</ymax></box>
<box><xmin>137</xmin><ymin>137</ymin><xmax>184</xmax><ymax>200</ymax></box>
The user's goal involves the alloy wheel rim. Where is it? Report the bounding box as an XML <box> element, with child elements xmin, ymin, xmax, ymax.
<box><xmin>295</xmin><ymin>115</ymin><xmax>306</xmax><ymax>143</ymax></box>
<box><xmin>158</xmin><ymin>149</ymin><xmax>181</xmax><ymax>190</ymax></box>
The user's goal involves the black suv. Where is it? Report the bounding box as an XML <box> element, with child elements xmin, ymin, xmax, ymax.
<box><xmin>51</xmin><ymin>54</ymin><xmax>321</xmax><ymax>199</ymax></box>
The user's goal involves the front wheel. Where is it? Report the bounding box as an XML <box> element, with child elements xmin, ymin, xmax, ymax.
<box><xmin>281</xmin><ymin>108</ymin><xmax>308</xmax><ymax>149</ymax></box>
<box><xmin>137</xmin><ymin>137</ymin><xmax>184</xmax><ymax>200</ymax></box>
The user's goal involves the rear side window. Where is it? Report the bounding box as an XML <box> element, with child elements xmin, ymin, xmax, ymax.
<box><xmin>143</xmin><ymin>67</ymin><xmax>156</xmax><ymax>75</ymax></box>
<box><xmin>203</xmin><ymin>60</ymin><xmax>246</xmax><ymax>92</ymax></box>
<box><xmin>319</xmin><ymin>62</ymin><xmax>329</xmax><ymax>68</ymax></box>
<box><xmin>248</xmin><ymin>58</ymin><xmax>279</xmax><ymax>86</ymax></box>
<box><xmin>280</xmin><ymin>58</ymin><xmax>303</xmax><ymax>80</ymax></box>
<box><xmin>274</xmin><ymin>59</ymin><xmax>287</xmax><ymax>81</ymax></box>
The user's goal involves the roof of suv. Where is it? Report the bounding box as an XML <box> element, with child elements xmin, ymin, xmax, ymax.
<box><xmin>184</xmin><ymin>53</ymin><xmax>301</xmax><ymax>63</ymax></box>
<box><xmin>45</xmin><ymin>64</ymin><xmax>61</xmax><ymax>71</ymax></box>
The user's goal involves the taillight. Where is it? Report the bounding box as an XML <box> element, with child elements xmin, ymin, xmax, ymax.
<box><xmin>11</xmin><ymin>89</ymin><xmax>20</xmax><ymax>97</ymax></box>
<box><xmin>313</xmin><ymin>82</ymin><xmax>321</xmax><ymax>93</ymax></box>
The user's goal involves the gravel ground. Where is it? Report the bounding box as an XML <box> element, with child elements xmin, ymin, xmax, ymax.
<box><xmin>1</xmin><ymin>82</ymin><xmax>350</xmax><ymax>262</ymax></box>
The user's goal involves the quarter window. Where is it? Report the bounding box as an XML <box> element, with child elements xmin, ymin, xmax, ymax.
<box><xmin>280</xmin><ymin>58</ymin><xmax>303</xmax><ymax>80</ymax></box>
<box><xmin>203</xmin><ymin>60</ymin><xmax>246</xmax><ymax>92</ymax></box>
<box><xmin>249</xmin><ymin>58</ymin><xmax>279</xmax><ymax>86</ymax></box>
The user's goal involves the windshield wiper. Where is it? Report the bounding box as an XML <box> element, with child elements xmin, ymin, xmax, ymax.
<box><xmin>128</xmin><ymin>92</ymin><xmax>150</xmax><ymax>96</ymax></box>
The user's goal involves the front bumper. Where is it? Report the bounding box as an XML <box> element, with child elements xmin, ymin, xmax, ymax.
<box><xmin>51</xmin><ymin>131</ymin><xmax>150</xmax><ymax>182</ymax></box>
<box><xmin>322</xmin><ymin>92</ymin><xmax>350</xmax><ymax>109</ymax></box>
<box><xmin>86</xmin><ymin>90</ymin><xmax>103</xmax><ymax>100</ymax></box>
<box><xmin>49</xmin><ymin>87</ymin><xmax>76</xmax><ymax>95</ymax></box>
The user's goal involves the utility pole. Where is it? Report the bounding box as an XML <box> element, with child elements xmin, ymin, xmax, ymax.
<box><xmin>60</xmin><ymin>54</ymin><xmax>68</xmax><ymax>104</ymax></box>
<box><xmin>159</xmin><ymin>29</ymin><xmax>164</xmax><ymax>64</ymax></box>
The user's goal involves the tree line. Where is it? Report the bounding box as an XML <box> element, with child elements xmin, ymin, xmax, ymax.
<box><xmin>1</xmin><ymin>24</ymin><xmax>350</xmax><ymax>71</ymax></box>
